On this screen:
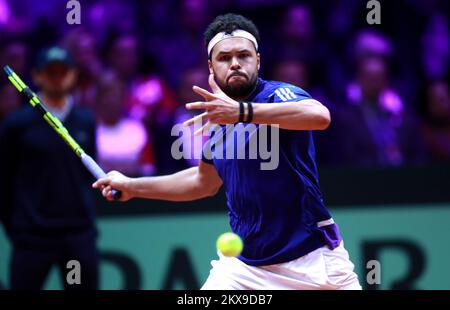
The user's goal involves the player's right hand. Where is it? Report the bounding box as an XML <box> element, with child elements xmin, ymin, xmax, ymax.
<box><xmin>92</xmin><ymin>170</ymin><xmax>133</xmax><ymax>202</ymax></box>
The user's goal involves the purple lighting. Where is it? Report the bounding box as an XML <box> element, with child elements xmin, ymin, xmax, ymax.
<box><xmin>0</xmin><ymin>0</ymin><xmax>11</xmax><ymax>25</ymax></box>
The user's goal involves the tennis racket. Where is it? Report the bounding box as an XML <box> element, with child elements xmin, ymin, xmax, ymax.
<box><xmin>3</xmin><ymin>65</ymin><xmax>122</xmax><ymax>200</ymax></box>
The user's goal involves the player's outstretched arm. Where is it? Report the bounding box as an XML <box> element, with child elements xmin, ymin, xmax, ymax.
<box><xmin>184</xmin><ymin>74</ymin><xmax>331</xmax><ymax>132</ymax></box>
<box><xmin>92</xmin><ymin>160</ymin><xmax>222</xmax><ymax>202</ymax></box>
<box><xmin>250</xmin><ymin>99</ymin><xmax>331</xmax><ymax>131</ymax></box>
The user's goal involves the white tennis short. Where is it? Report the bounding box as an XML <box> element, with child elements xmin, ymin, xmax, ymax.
<box><xmin>201</xmin><ymin>241</ymin><xmax>362</xmax><ymax>290</ymax></box>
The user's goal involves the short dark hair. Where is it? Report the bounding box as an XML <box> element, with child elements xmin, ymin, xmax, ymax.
<box><xmin>204</xmin><ymin>14</ymin><xmax>260</xmax><ymax>54</ymax></box>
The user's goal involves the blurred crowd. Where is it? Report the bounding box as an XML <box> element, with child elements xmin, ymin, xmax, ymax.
<box><xmin>1</xmin><ymin>0</ymin><xmax>449</xmax><ymax>175</ymax></box>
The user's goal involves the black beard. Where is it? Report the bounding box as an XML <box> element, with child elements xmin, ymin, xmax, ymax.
<box><xmin>222</xmin><ymin>74</ymin><xmax>258</xmax><ymax>99</ymax></box>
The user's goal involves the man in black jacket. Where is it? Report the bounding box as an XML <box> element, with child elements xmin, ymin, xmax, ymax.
<box><xmin>0</xmin><ymin>46</ymin><xmax>98</xmax><ymax>290</ymax></box>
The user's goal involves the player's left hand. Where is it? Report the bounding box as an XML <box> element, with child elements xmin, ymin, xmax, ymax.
<box><xmin>183</xmin><ymin>74</ymin><xmax>239</xmax><ymax>135</ymax></box>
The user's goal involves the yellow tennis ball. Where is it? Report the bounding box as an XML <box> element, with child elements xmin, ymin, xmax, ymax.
<box><xmin>216</xmin><ymin>232</ymin><xmax>243</xmax><ymax>257</ymax></box>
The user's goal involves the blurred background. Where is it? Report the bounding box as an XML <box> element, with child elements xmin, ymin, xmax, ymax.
<box><xmin>0</xmin><ymin>0</ymin><xmax>450</xmax><ymax>289</ymax></box>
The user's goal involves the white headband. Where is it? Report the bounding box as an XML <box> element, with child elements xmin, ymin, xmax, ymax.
<box><xmin>207</xmin><ymin>30</ymin><xmax>258</xmax><ymax>56</ymax></box>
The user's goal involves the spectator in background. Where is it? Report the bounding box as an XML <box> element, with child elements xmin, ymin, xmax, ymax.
<box><xmin>274</xmin><ymin>4</ymin><xmax>327</xmax><ymax>88</ymax></box>
<box><xmin>146</xmin><ymin>0</ymin><xmax>211</xmax><ymax>88</ymax></box>
<box><xmin>340</xmin><ymin>29</ymin><xmax>393</xmax><ymax>104</ymax></box>
<box><xmin>421</xmin><ymin>79</ymin><xmax>450</xmax><ymax>162</ymax></box>
<box><xmin>336</xmin><ymin>50</ymin><xmax>425</xmax><ymax>166</ymax></box>
<box><xmin>272</xmin><ymin>58</ymin><xmax>309</xmax><ymax>90</ymax></box>
<box><xmin>0</xmin><ymin>39</ymin><xmax>28</xmax><ymax>77</ymax></box>
<box><xmin>174</xmin><ymin>65</ymin><xmax>210</xmax><ymax>168</ymax></box>
<box><xmin>421</xmin><ymin>14</ymin><xmax>450</xmax><ymax>81</ymax></box>
<box><xmin>84</xmin><ymin>0</ymin><xmax>137</xmax><ymax>47</ymax></box>
<box><xmin>280</xmin><ymin>4</ymin><xmax>315</xmax><ymax>52</ymax></box>
<box><xmin>0</xmin><ymin>82</ymin><xmax>21</xmax><ymax>122</ymax></box>
<box><xmin>0</xmin><ymin>46</ymin><xmax>99</xmax><ymax>290</ymax></box>
<box><xmin>95</xmin><ymin>70</ymin><xmax>155</xmax><ymax>176</ymax></box>
<box><xmin>107</xmin><ymin>32</ymin><xmax>178</xmax><ymax>123</ymax></box>
<box><xmin>107</xmin><ymin>32</ymin><xmax>179</xmax><ymax>173</ymax></box>
<box><xmin>271</xmin><ymin>57</ymin><xmax>328</xmax><ymax>102</ymax></box>
<box><xmin>108</xmin><ymin>32</ymin><xmax>140</xmax><ymax>84</ymax></box>
<box><xmin>0</xmin><ymin>40</ymin><xmax>25</xmax><ymax>121</ymax></box>
<box><xmin>63</xmin><ymin>28</ymin><xmax>104</xmax><ymax>110</ymax></box>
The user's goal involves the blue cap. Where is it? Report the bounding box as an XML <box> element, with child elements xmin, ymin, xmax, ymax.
<box><xmin>35</xmin><ymin>46</ymin><xmax>75</xmax><ymax>70</ymax></box>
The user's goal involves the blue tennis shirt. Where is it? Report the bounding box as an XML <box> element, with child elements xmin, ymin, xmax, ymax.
<box><xmin>202</xmin><ymin>78</ymin><xmax>342</xmax><ymax>266</ymax></box>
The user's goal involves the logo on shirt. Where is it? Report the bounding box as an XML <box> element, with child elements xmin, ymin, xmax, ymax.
<box><xmin>273</xmin><ymin>88</ymin><xmax>297</xmax><ymax>102</ymax></box>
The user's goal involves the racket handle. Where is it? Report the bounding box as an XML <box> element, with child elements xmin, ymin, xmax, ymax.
<box><xmin>81</xmin><ymin>154</ymin><xmax>122</xmax><ymax>200</ymax></box>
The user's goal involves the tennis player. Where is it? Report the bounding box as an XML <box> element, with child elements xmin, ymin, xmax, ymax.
<box><xmin>94</xmin><ymin>14</ymin><xmax>361</xmax><ymax>290</ymax></box>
